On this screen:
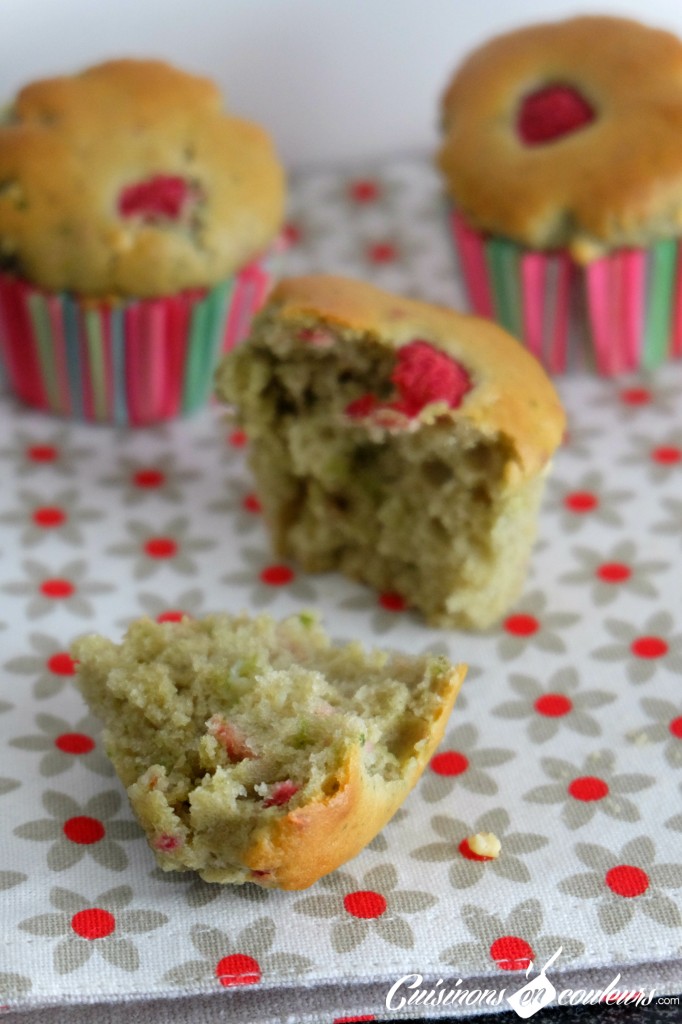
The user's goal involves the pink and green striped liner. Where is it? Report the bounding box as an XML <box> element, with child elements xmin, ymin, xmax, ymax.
<box><xmin>451</xmin><ymin>210</ymin><xmax>682</xmax><ymax>375</ymax></box>
<box><xmin>0</xmin><ymin>256</ymin><xmax>272</xmax><ymax>424</ymax></box>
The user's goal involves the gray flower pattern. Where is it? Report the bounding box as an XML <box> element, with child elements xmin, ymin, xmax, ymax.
<box><xmin>2</xmin><ymin>558</ymin><xmax>114</xmax><ymax>618</ymax></box>
<box><xmin>560</xmin><ymin>541</ymin><xmax>666</xmax><ymax>605</ymax></box>
<box><xmin>14</xmin><ymin>789</ymin><xmax>142</xmax><ymax>871</ymax></box>
<box><xmin>627</xmin><ymin>698</ymin><xmax>682</xmax><ymax>768</ymax></box>
<box><xmin>545</xmin><ymin>470</ymin><xmax>633</xmax><ymax>532</ymax></box>
<box><xmin>222</xmin><ymin>546</ymin><xmax>316</xmax><ymax>605</ymax></box>
<box><xmin>4</xmin><ymin>631</ymin><xmax>79</xmax><ymax>700</ymax></box>
<box><xmin>412</xmin><ymin>809</ymin><xmax>548</xmax><ymax>888</ymax></box>
<box><xmin>0</xmin><ymin>427</ymin><xmax>93</xmax><ymax>477</ymax></box>
<box><xmin>620</xmin><ymin>430</ymin><xmax>682</xmax><ymax>482</ymax></box>
<box><xmin>524</xmin><ymin>751</ymin><xmax>654</xmax><ymax>829</ymax></box>
<box><xmin>496</xmin><ymin>590</ymin><xmax>580</xmax><ymax>660</ymax></box>
<box><xmin>558</xmin><ymin>838</ymin><xmax>682</xmax><ymax>934</ymax></box>
<box><xmin>492</xmin><ymin>667</ymin><xmax>615</xmax><ymax>742</ymax></box>
<box><xmin>118</xmin><ymin>587</ymin><xmax>206</xmax><ymax>629</ymax></box>
<box><xmin>591</xmin><ymin>611</ymin><xmax>682</xmax><ymax>683</ymax></box>
<box><xmin>422</xmin><ymin>722</ymin><xmax>514</xmax><ymax>803</ymax></box>
<box><xmin>98</xmin><ymin>454</ymin><xmax>201</xmax><ymax>505</ymax></box>
<box><xmin>0</xmin><ymin>488</ymin><xmax>102</xmax><ymax>546</ymax></box>
<box><xmin>206</xmin><ymin>477</ymin><xmax>267</xmax><ymax>535</ymax></box>
<box><xmin>441</xmin><ymin>898</ymin><xmax>584</xmax><ymax>973</ymax></box>
<box><xmin>18</xmin><ymin>886</ymin><xmax>167</xmax><ymax>973</ymax></box>
<box><xmin>10</xmin><ymin>712</ymin><xmax>113</xmax><ymax>777</ymax></box>
<box><xmin>164</xmin><ymin>918</ymin><xmax>312</xmax><ymax>989</ymax></box>
<box><xmin>294</xmin><ymin>864</ymin><xmax>436</xmax><ymax>953</ymax></box>
<box><xmin>107</xmin><ymin>517</ymin><xmax>215</xmax><ymax>580</ymax></box>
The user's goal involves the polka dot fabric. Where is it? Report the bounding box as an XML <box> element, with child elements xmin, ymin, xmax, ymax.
<box><xmin>0</xmin><ymin>156</ymin><xmax>681</xmax><ymax>1018</ymax></box>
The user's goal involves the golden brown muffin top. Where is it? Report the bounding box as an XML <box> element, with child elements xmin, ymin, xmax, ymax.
<box><xmin>0</xmin><ymin>59</ymin><xmax>285</xmax><ymax>297</ymax></box>
<box><xmin>438</xmin><ymin>15</ymin><xmax>682</xmax><ymax>262</ymax></box>
<box><xmin>260</xmin><ymin>275</ymin><xmax>565</xmax><ymax>482</ymax></box>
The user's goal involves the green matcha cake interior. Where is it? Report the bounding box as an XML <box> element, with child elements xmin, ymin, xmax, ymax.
<box><xmin>73</xmin><ymin>613</ymin><xmax>462</xmax><ymax>887</ymax></box>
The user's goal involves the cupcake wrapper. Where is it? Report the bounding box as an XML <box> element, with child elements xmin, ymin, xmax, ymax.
<box><xmin>450</xmin><ymin>209</ymin><xmax>682</xmax><ymax>376</ymax></box>
<box><xmin>0</xmin><ymin>256</ymin><xmax>273</xmax><ymax>425</ymax></box>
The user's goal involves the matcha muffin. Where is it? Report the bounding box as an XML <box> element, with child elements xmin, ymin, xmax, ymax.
<box><xmin>73</xmin><ymin>612</ymin><xmax>465</xmax><ymax>890</ymax></box>
<box><xmin>216</xmin><ymin>275</ymin><xmax>565</xmax><ymax>629</ymax></box>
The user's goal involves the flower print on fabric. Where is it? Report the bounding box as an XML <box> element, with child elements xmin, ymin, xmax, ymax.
<box><xmin>558</xmin><ymin>837</ymin><xmax>682</xmax><ymax>934</ymax></box>
<box><xmin>18</xmin><ymin>886</ymin><xmax>167</xmax><ymax>974</ymax></box>
<box><xmin>559</xmin><ymin>541</ymin><xmax>666</xmax><ymax>606</ymax></box>
<box><xmin>294</xmin><ymin>864</ymin><xmax>436</xmax><ymax>953</ymax></box>
<box><xmin>4</xmin><ymin>631</ymin><xmax>79</xmax><ymax>700</ymax></box>
<box><xmin>627</xmin><ymin>698</ymin><xmax>682</xmax><ymax>769</ymax></box>
<box><xmin>14</xmin><ymin>789</ymin><xmax>142</xmax><ymax>872</ymax></box>
<box><xmin>441</xmin><ymin>899</ymin><xmax>584</xmax><ymax>973</ymax></box>
<box><xmin>0</xmin><ymin>488</ymin><xmax>103</xmax><ymax>547</ymax></box>
<box><xmin>422</xmin><ymin>723</ymin><xmax>514</xmax><ymax>803</ymax></box>
<box><xmin>10</xmin><ymin>712</ymin><xmax>113</xmax><ymax>778</ymax></box>
<box><xmin>163</xmin><ymin>918</ymin><xmax>312</xmax><ymax>989</ymax></box>
<box><xmin>492</xmin><ymin>667</ymin><xmax>614</xmax><ymax>743</ymax></box>
<box><xmin>620</xmin><ymin>430</ymin><xmax>682</xmax><ymax>482</ymax></box>
<box><xmin>523</xmin><ymin>751</ymin><xmax>654</xmax><ymax>829</ymax></box>
<box><xmin>591</xmin><ymin>611</ymin><xmax>682</xmax><ymax>684</ymax></box>
<box><xmin>98</xmin><ymin>454</ymin><xmax>201</xmax><ymax>505</ymax></box>
<box><xmin>107</xmin><ymin>517</ymin><xmax>216</xmax><ymax>580</ymax></box>
<box><xmin>496</xmin><ymin>591</ymin><xmax>580</xmax><ymax>661</ymax></box>
<box><xmin>2</xmin><ymin>559</ymin><xmax>114</xmax><ymax>619</ymax></box>
<box><xmin>412</xmin><ymin>808</ymin><xmax>548</xmax><ymax>888</ymax></box>
<box><xmin>0</xmin><ymin>427</ymin><xmax>93</xmax><ymax>477</ymax></box>
<box><xmin>222</xmin><ymin>546</ymin><xmax>316</xmax><ymax>606</ymax></box>
<box><xmin>545</xmin><ymin>470</ymin><xmax>632</xmax><ymax>532</ymax></box>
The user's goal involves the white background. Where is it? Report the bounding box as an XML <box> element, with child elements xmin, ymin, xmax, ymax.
<box><xmin>3</xmin><ymin>0</ymin><xmax>682</xmax><ymax>168</ymax></box>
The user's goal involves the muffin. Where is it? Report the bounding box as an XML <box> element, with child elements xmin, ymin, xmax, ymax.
<box><xmin>0</xmin><ymin>58</ymin><xmax>285</xmax><ymax>424</ymax></box>
<box><xmin>73</xmin><ymin>612</ymin><xmax>466</xmax><ymax>890</ymax></box>
<box><xmin>438</xmin><ymin>15</ymin><xmax>682</xmax><ymax>375</ymax></box>
<box><xmin>215</xmin><ymin>275</ymin><xmax>565</xmax><ymax>629</ymax></box>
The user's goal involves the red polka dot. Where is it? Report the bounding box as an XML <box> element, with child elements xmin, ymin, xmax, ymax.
<box><xmin>144</xmin><ymin>537</ymin><xmax>178</xmax><ymax>559</ymax></box>
<box><xmin>282</xmin><ymin>223</ymin><xmax>301</xmax><ymax>247</ymax></box>
<box><xmin>242</xmin><ymin>493</ymin><xmax>262</xmax><ymax>513</ymax></box>
<box><xmin>458</xmin><ymin>838</ymin><xmax>495</xmax><ymax>862</ymax></box>
<box><xmin>564</xmin><ymin>491</ymin><xmax>598</xmax><ymax>513</ymax></box>
<box><xmin>63</xmin><ymin>816</ymin><xmax>105</xmax><ymax>845</ymax></box>
<box><xmin>133</xmin><ymin>469</ymin><xmax>165</xmax><ymax>489</ymax></box>
<box><xmin>367</xmin><ymin>242</ymin><xmax>397</xmax><ymax>264</ymax></box>
<box><xmin>651</xmin><ymin>446</ymin><xmax>681</xmax><ymax>465</ymax></box>
<box><xmin>489</xmin><ymin>935</ymin><xmax>534</xmax><ymax>972</ymax></box>
<box><xmin>568</xmin><ymin>776</ymin><xmax>609</xmax><ymax>802</ymax></box>
<box><xmin>504</xmin><ymin>613</ymin><xmax>539</xmax><ymax>637</ymax></box>
<box><xmin>668</xmin><ymin>716</ymin><xmax>682</xmax><ymax>739</ymax></box>
<box><xmin>596</xmin><ymin>562</ymin><xmax>631</xmax><ymax>584</ymax></box>
<box><xmin>229</xmin><ymin>429</ymin><xmax>247</xmax><ymax>448</ymax></box>
<box><xmin>620</xmin><ymin>387</ymin><xmax>651</xmax><ymax>406</ymax></box>
<box><xmin>343</xmin><ymin>890</ymin><xmax>387</xmax><ymax>919</ymax></box>
<box><xmin>55</xmin><ymin>733</ymin><xmax>95</xmax><ymax>755</ymax></box>
<box><xmin>33</xmin><ymin>506</ymin><xmax>66</xmax><ymax>528</ymax></box>
<box><xmin>260</xmin><ymin>564</ymin><xmax>294</xmax><ymax>586</ymax></box>
<box><xmin>534</xmin><ymin>693</ymin><xmax>572</xmax><ymax>717</ymax></box>
<box><xmin>631</xmin><ymin>636</ymin><xmax>668</xmax><ymax>659</ymax></box>
<box><xmin>156</xmin><ymin>610</ymin><xmax>186</xmax><ymax>623</ymax></box>
<box><xmin>71</xmin><ymin>908</ymin><xmax>115</xmax><ymax>940</ymax></box>
<box><xmin>605</xmin><ymin>864</ymin><xmax>649</xmax><ymax>898</ymax></box>
<box><xmin>215</xmin><ymin>953</ymin><xmax>261</xmax><ymax>987</ymax></box>
<box><xmin>349</xmin><ymin>180</ymin><xmax>380</xmax><ymax>203</ymax></box>
<box><xmin>40</xmin><ymin>578</ymin><xmax>74</xmax><ymax>599</ymax></box>
<box><xmin>27</xmin><ymin>444</ymin><xmax>58</xmax><ymax>463</ymax></box>
<box><xmin>378</xmin><ymin>591</ymin><xmax>406</xmax><ymax>612</ymax></box>
<box><xmin>47</xmin><ymin>652</ymin><xmax>77</xmax><ymax>676</ymax></box>
<box><xmin>430</xmin><ymin>751</ymin><xmax>469</xmax><ymax>776</ymax></box>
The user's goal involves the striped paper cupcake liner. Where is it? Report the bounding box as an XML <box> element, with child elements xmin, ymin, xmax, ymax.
<box><xmin>450</xmin><ymin>210</ymin><xmax>682</xmax><ymax>376</ymax></box>
<box><xmin>0</xmin><ymin>255</ymin><xmax>273</xmax><ymax>425</ymax></box>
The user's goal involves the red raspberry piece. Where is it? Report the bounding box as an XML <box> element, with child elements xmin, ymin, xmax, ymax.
<box><xmin>262</xmin><ymin>780</ymin><xmax>299</xmax><ymax>808</ymax></box>
<box><xmin>391</xmin><ymin>340</ymin><xmax>471</xmax><ymax>416</ymax></box>
<box><xmin>518</xmin><ymin>85</ymin><xmax>595</xmax><ymax>145</ymax></box>
<box><xmin>119</xmin><ymin>175</ymin><xmax>191</xmax><ymax>220</ymax></box>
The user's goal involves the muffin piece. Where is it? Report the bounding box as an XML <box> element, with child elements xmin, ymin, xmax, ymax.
<box><xmin>73</xmin><ymin>613</ymin><xmax>465</xmax><ymax>890</ymax></box>
<box><xmin>437</xmin><ymin>16</ymin><xmax>682</xmax><ymax>374</ymax></box>
<box><xmin>216</xmin><ymin>276</ymin><xmax>565</xmax><ymax>629</ymax></box>
<box><xmin>0</xmin><ymin>58</ymin><xmax>285</xmax><ymax>423</ymax></box>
